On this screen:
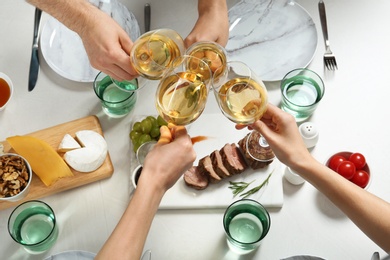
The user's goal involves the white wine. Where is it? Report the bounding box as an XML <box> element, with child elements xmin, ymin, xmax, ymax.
<box><xmin>156</xmin><ymin>72</ymin><xmax>208</xmax><ymax>125</ymax></box>
<box><xmin>131</xmin><ymin>30</ymin><xmax>184</xmax><ymax>80</ymax></box>
<box><xmin>217</xmin><ymin>77</ymin><xmax>267</xmax><ymax>124</ymax></box>
<box><xmin>186</xmin><ymin>42</ymin><xmax>227</xmax><ymax>80</ymax></box>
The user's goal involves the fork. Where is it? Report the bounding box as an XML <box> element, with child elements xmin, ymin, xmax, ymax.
<box><xmin>318</xmin><ymin>0</ymin><xmax>338</xmax><ymax>70</ymax></box>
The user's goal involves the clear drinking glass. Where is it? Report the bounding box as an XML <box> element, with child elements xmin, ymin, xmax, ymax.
<box><xmin>223</xmin><ymin>199</ymin><xmax>271</xmax><ymax>255</ymax></box>
<box><xmin>212</xmin><ymin>61</ymin><xmax>268</xmax><ymax>125</ymax></box>
<box><xmin>280</xmin><ymin>68</ymin><xmax>325</xmax><ymax>122</ymax></box>
<box><xmin>155</xmin><ymin>55</ymin><xmax>212</xmax><ymax>126</ymax></box>
<box><xmin>8</xmin><ymin>200</ymin><xmax>59</xmax><ymax>254</ymax></box>
<box><xmin>130</xmin><ymin>28</ymin><xmax>186</xmax><ymax>80</ymax></box>
<box><xmin>93</xmin><ymin>72</ymin><xmax>138</xmax><ymax>118</ymax></box>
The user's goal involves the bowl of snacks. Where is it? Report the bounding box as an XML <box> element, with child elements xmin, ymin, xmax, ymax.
<box><xmin>325</xmin><ymin>151</ymin><xmax>371</xmax><ymax>189</ymax></box>
<box><xmin>0</xmin><ymin>153</ymin><xmax>32</xmax><ymax>202</ymax></box>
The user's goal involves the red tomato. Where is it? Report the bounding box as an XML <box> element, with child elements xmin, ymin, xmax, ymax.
<box><xmin>328</xmin><ymin>155</ymin><xmax>347</xmax><ymax>171</ymax></box>
<box><xmin>349</xmin><ymin>153</ymin><xmax>366</xmax><ymax>170</ymax></box>
<box><xmin>337</xmin><ymin>161</ymin><xmax>356</xmax><ymax>179</ymax></box>
<box><xmin>351</xmin><ymin>170</ymin><xmax>370</xmax><ymax>188</ymax></box>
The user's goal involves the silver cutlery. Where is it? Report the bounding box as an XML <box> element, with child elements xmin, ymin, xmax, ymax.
<box><xmin>144</xmin><ymin>3</ymin><xmax>151</xmax><ymax>32</ymax></box>
<box><xmin>318</xmin><ymin>0</ymin><xmax>338</xmax><ymax>70</ymax></box>
<box><xmin>28</xmin><ymin>8</ymin><xmax>42</xmax><ymax>91</ymax></box>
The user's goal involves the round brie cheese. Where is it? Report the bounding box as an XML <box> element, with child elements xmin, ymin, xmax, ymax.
<box><xmin>63</xmin><ymin>130</ymin><xmax>108</xmax><ymax>172</ymax></box>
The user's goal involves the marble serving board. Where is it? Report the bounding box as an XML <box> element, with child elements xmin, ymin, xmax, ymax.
<box><xmin>159</xmin><ymin>114</ymin><xmax>284</xmax><ymax>209</ymax></box>
<box><xmin>226</xmin><ymin>0</ymin><xmax>318</xmax><ymax>81</ymax></box>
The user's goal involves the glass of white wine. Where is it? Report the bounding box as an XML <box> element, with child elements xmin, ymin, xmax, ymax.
<box><xmin>212</xmin><ymin>61</ymin><xmax>268</xmax><ymax>125</ymax></box>
<box><xmin>130</xmin><ymin>28</ymin><xmax>185</xmax><ymax>80</ymax></box>
<box><xmin>155</xmin><ymin>55</ymin><xmax>212</xmax><ymax>126</ymax></box>
<box><xmin>186</xmin><ymin>41</ymin><xmax>227</xmax><ymax>81</ymax></box>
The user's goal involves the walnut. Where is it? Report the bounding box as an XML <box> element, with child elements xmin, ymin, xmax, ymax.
<box><xmin>0</xmin><ymin>155</ymin><xmax>30</xmax><ymax>198</ymax></box>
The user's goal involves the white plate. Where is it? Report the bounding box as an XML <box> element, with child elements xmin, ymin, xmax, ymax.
<box><xmin>45</xmin><ymin>250</ymin><xmax>96</xmax><ymax>260</ymax></box>
<box><xmin>40</xmin><ymin>0</ymin><xmax>140</xmax><ymax>82</ymax></box>
<box><xmin>226</xmin><ymin>0</ymin><xmax>318</xmax><ymax>81</ymax></box>
<box><xmin>146</xmin><ymin>114</ymin><xmax>284</xmax><ymax>209</ymax></box>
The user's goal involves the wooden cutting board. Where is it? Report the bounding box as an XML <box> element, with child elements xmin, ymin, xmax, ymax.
<box><xmin>0</xmin><ymin>115</ymin><xmax>114</xmax><ymax>210</ymax></box>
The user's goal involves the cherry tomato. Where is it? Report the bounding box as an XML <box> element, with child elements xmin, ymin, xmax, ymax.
<box><xmin>351</xmin><ymin>169</ymin><xmax>370</xmax><ymax>188</ymax></box>
<box><xmin>328</xmin><ymin>155</ymin><xmax>347</xmax><ymax>171</ymax></box>
<box><xmin>336</xmin><ymin>161</ymin><xmax>356</xmax><ymax>179</ymax></box>
<box><xmin>349</xmin><ymin>153</ymin><xmax>366</xmax><ymax>170</ymax></box>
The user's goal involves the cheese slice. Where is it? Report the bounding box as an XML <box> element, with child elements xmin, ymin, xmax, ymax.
<box><xmin>58</xmin><ymin>134</ymin><xmax>81</xmax><ymax>152</ymax></box>
<box><xmin>63</xmin><ymin>130</ymin><xmax>108</xmax><ymax>173</ymax></box>
<box><xmin>6</xmin><ymin>135</ymin><xmax>74</xmax><ymax>186</ymax></box>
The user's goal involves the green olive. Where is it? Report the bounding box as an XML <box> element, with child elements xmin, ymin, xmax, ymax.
<box><xmin>139</xmin><ymin>134</ymin><xmax>152</xmax><ymax>145</ymax></box>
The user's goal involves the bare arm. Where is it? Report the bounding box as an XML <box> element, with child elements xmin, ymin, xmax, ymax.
<box><xmin>238</xmin><ymin>104</ymin><xmax>390</xmax><ymax>251</ymax></box>
<box><xmin>95</xmin><ymin>125</ymin><xmax>196</xmax><ymax>259</ymax></box>
<box><xmin>185</xmin><ymin>0</ymin><xmax>229</xmax><ymax>47</ymax></box>
<box><xmin>26</xmin><ymin>0</ymin><xmax>138</xmax><ymax>81</ymax></box>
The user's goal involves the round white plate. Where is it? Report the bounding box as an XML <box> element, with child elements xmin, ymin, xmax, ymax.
<box><xmin>40</xmin><ymin>0</ymin><xmax>140</xmax><ymax>82</ymax></box>
<box><xmin>44</xmin><ymin>250</ymin><xmax>96</xmax><ymax>260</ymax></box>
<box><xmin>226</xmin><ymin>0</ymin><xmax>318</xmax><ymax>82</ymax></box>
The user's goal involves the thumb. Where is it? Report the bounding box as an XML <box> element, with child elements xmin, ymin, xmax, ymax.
<box><xmin>157</xmin><ymin>125</ymin><xmax>172</xmax><ymax>145</ymax></box>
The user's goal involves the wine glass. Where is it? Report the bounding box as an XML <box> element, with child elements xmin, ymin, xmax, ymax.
<box><xmin>155</xmin><ymin>55</ymin><xmax>212</xmax><ymax>126</ymax></box>
<box><xmin>212</xmin><ymin>61</ymin><xmax>268</xmax><ymax>125</ymax></box>
<box><xmin>186</xmin><ymin>41</ymin><xmax>227</xmax><ymax>80</ymax></box>
<box><xmin>130</xmin><ymin>28</ymin><xmax>185</xmax><ymax>80</ymax></box>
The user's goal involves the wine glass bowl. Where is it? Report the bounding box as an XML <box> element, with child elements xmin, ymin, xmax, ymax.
<box><xmin>186</xmin><ymin>41</ymin><xmax>227</xmax><ymax>81</ymax></box>
<box><xmin>212</xmin><ymin>61</ymin><xmax>268</xmax><ymax>125</ymax></box>
<box><xmin>155</xmin><ymin>55</ymin><xmax>212</xmax><ymax>126</ymax></box>
<box><xmin>130</xmin><ymin>29</ymin><xmax>185</xmax><ymax>80</ymax></box>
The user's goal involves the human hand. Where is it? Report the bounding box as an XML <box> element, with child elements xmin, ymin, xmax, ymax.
<box><xmin>141</xmin><ymin>125</ymin><xmax>196</xmax><ymax>192</ymax></box>
<box><xmin>184</xmin><ymin>0</ymin><xmax>229</xmax><ymax>47</ymax></box>
<box><xmin>236</xmin><ymin>104</ymin><xmax>311</xmax><ymax>168</ymax></box>
<box><xmin>78</xmin><ymin>7</ymin><xmax>139</xmax><ymax>81</ymax></box>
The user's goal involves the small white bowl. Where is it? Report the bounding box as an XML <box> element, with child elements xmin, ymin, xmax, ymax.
<box><xmin>0</xmin><ymin>153</ymin><xmax>32</xmax><ymax>202</ymax></box>
<box><xmin>284</xmin><ymin>167</ymin><xmax>305</xmax><ymax>185</ymax></box>
<box><xmin>0</xmin><ymin>72</ymin><xmax>14</xmax><ymax>111</ymax></box>
<box><xmin>131</xmin><ymin>165</ymin><xmax>143</xmax><ymax>188</ymax></box>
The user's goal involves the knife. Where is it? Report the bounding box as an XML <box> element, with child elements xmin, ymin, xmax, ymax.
<box><xmin>28</xmin><ymin>8</ymin><xmax>42</xmax><ymax>92</ymax></box>
<box><xmin>144</xmin><ymin>3</ymin><xmax>151</xmax><ymax>32</ymax></box>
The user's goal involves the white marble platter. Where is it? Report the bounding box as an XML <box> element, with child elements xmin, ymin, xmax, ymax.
<box><xmin>226</xmin><ymin>0</ymin><xmax>318</xmax><ymax>81</ymax></box>
<box><xmin>40</xmin><ymin>0</ymin><xmax>140</xmax><ymax>82</ymax></box>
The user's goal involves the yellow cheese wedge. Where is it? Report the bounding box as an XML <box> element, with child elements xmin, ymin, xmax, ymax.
<box><xmin>6</xmin><ymin>135</ymin><xmax>74</xmax><ymax>186</ymax></box>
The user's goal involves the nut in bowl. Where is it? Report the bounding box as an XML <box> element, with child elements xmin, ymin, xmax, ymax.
<box><xmin>0</xmin><ymin>153</ymin><xmax>32</xmax><ymax>202</ymax></box>
<box><xmin>325</xmin><ymin>151</ymin><xmax>371</xmax><ymax>190</ymax></box>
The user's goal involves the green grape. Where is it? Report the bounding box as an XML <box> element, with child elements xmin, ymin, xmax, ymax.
<box><xmin>150</xmin><ymin>127</ymin><xmax>160</xmax><ymax>139</ymax></box>
<box><xmin>139</xmin><ymin>134</ymin><xmax>152</xmax><ymax>145</ymax></box>
<box><xmin>133</xmin><ymin>122</ymin><xmax>142</xmax><ymax>132</ymax></box>
<box><xmin>130</xmin><ymin>130</ymin><xmax>142</xmax><ymax>141</ymax></box>
<box><xmin>140</xmin><ymin>119</ymin><xmax>152</xmax><ymax>134</ymax></box>
<box><xmin>157</xmin><ymin>115</ymin><xmax>168</xmax><ymax>126</ymax></box>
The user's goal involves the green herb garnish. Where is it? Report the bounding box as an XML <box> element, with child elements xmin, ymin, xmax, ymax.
<box><xmin>228</xmin><ymin>180</ymin><xmax>255</xmax><ymax>197</ymax></box>
<box><xmin>228</xmin><ymin>171</ymin><xmax>273</xmax><ymax>199</ymax></box>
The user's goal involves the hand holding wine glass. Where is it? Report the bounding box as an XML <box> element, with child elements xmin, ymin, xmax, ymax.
<box><xmin>130</xmin><ymin>29</ymin><xmax>186</xmax><ymax>80</ymax></box>
<box><xmin>155</xmin><ymin>55</ymin><xmax>212</xmax><ymax>126</ymax></box>
<box><xmin>212</xmin><ymin>61</ymin><xmax>268</xmax><ymax>125</ymax></box>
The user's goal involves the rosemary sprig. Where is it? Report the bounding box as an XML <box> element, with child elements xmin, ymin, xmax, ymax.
<box><xmin>240</xmin><ymin>172</ymin><xmax>273</xmax><ymax>199</ymax></box>
<box><xmin>228</xmin><ymin>171</ymin><xmax>274</xmax><ymax>199</ymax></box>
<box><xmin>228</xmin><ymin>180</ymin><xmax>254</xmax><ymax>197</ymax></box>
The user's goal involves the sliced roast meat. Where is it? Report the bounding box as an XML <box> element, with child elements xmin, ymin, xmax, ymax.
<box><xmin>219</xmin><ymin>143</ymin><xmax>248</xmax><ymax>174</ymax></box>
<box><xmin>198</xmin><ymin>155</ymin><xmax>222</xmax><ymax>183</ymax></box>
<box><xmin>238</xmin><ymin>133</ymin><xmax>274</xmax><ymax>170</ymax></box>
<box><xmin>183</xmin><ymin>166</ymin><xmax>209</xmax><ymax>190</ymax></box>
<box><xmin>210</xmin><ymin>150</ymin><xmax>230</xmax><ymax>178</ymax></box>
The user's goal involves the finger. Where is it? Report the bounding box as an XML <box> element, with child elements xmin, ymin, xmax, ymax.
<box><xmin>157</xmin><ymin>125</ymin><xmax>172</xmax><ymax>145</ymax></box>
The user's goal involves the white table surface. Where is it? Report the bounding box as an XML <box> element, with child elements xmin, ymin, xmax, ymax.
<box><xmin>1</xmin><ymin>0</ymin><xmax>389</xmax><ymax>259</ymax></box>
